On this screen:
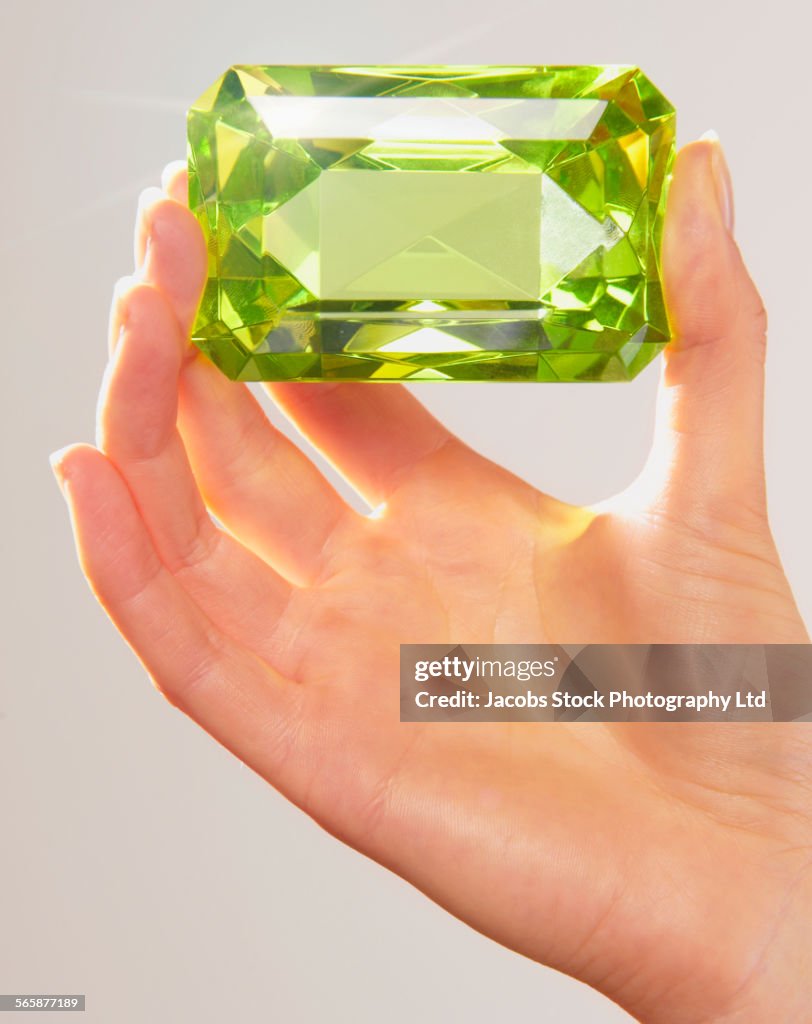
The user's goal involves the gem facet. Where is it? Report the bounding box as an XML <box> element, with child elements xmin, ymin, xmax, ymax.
<box><xmin>188</xmin><ymin>66</ymin><xmax>675</xmax><ymax>381</ymax></box>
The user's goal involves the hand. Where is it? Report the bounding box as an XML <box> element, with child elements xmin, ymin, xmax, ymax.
<box><xmin>53</xmin><ymin>136</ymin><xmax>811</xmax><ymax>1023</ymax></box>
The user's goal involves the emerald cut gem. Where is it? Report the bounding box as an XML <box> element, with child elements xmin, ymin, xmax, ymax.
<box><xmin>188</xmin><ymin>66</ymin><xmax>675</xmax><ymax>381</ymax></box>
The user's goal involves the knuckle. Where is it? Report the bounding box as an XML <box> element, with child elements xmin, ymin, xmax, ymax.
<box><xmin>167</xmin><ymin>518</ymin><xmax>222</xmax><ymax>576</ymax></box>
<box><xmin>160</xmin><ymin>632</ymin><xmax>229</xmax><ymax>711</ymax></box>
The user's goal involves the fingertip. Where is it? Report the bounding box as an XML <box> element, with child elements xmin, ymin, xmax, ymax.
<box><xmin>141</xmin><ymin>199</ymin><xmax>207</xmax><ymax>333</ymax></box>
<box><xmin>662</xmin><ymin>137</ymin><xmax>744</xmax><ymax>355</ymax></box>
<box><xmin>665</xmin><ymin>137</ymin><xmax>722</xmax><ymax>240</ymax></box>
<box><xmin>147</xmin><ymin>198</ymin><xmax>204</xmax><ymax>258</ymax></box>
<box><xmin>698</xmin><ymin>128</ymin><xmax>720</xmax><ymax>143</ymax></box>
<box><xmin>111</xmin><ymin>279</ymin><xmax>169</xmax><ymax>340</ymax></box>
<box><xmin>50</xmin><ymin>443</ymin><xmax>107</xmax><ymax>498</ymax></box>
<box><xmin>130</xmin><ymin>165</ymin><xmax>204</xmax><ymax>339</ymax></box>
<box><xmin>108</xmin><ymin>274</ymin><xmax>141</xmax><ymax>355</ymax></box>
<box><xmin>653</xmin><ymin>139</ymin><xmax>768</xmax><ymax>522</ymax></box>
<box><xmin>48</xmin><ymin>442</ymin><xmax>170</xmax><ymax>618</ymax></box>
<box><xmin>134</xmin><ymin>187</ymin><xmax>165</xmax><ymax>267</ymax></box>
<box><xmin>709</xmin><ymin>138</ymin><xmax>735</xmax><ymax>235</ymax></box>
<box><xmin>98</xmin><ymin>283</ymin><xmax>186</xmax><ymax>461</ymax></box>
<box><xmin>107</xmin><ymin>281</ymin><xmax>185</xmax><ymax>388</ymax></box>
<box><xmin>161</xmin><ymin>160</ymin><xmax>189</xmax><ymax>204</ymax></box>
<box><xmin>50</xmin><ymin>444</ymin><xmax>74</xmax><ymax>494</ymax></box>
<box><xmin>666</xmin><ymin>134</ymin><xmax>734</xmax><ymax>245</ymax></box>
<box><xmin>136</xmin><ymin>186</ymin><xmax>165</xmax><ymax>222</ymax></box>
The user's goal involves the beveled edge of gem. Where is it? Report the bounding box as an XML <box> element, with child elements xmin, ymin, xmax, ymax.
<box><xmin>188</xmin><ymin>65</ymin><xmax>675</xmax><ymax>120</ymax></box>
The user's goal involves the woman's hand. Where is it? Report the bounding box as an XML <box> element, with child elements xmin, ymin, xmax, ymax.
<box><xmin>52</xmin><ymin>135</ymin><xmax>811</xmax><ymax>1023</ymax></box>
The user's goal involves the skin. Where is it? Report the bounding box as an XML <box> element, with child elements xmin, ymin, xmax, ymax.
<box><xmin>52</xmin><ymin>137</ymin><xmax>812</xmax><ymax>1023</ymax></box>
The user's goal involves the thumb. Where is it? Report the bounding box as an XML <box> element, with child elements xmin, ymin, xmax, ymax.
<box><xmin>648</xmin><ymin>133</ymin><xmax>769</xmax><ymax>531</ymax></box>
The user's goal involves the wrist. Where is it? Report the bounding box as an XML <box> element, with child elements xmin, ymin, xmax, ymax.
<box><xmin>572</xmin><ymin>825</ymin><xmax>812</xmax><ymax>1024</ymax></box>
<box><xmin>631</xmin><ymin>855</ymin><xmax>812</xmax><ymax>1024</ymax></box>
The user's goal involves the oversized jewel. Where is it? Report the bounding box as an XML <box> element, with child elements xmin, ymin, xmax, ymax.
<box><xmin>188</xmin><ymin>66</ymin><xmax>675</xmax><ymax>382</ymax></box>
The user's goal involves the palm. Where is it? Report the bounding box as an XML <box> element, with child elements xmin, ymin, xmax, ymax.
<box><xmin>278</xmin><ymin>451</ymin><xmax>799</xmax><ymax>654</ymax></box>
<box><xmin>55</xmin><ymin>140</ymin><xmax>810</xmax><ymax>1024</ymax></box>
<box><xmin>223</xmin><ymin>478</ymin><xmax>812</xmax><ymax>1024</ymax></box>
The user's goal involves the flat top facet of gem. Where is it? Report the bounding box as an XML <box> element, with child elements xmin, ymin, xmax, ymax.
<box><xmin>188</xmin><ymin>66</ymin><xmax>675</xmax><ymax>382</ymax></box>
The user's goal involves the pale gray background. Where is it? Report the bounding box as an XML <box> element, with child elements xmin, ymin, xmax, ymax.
<box><xmin>2</xmin><ymin>0</ymin><xmax>810</xmax><ymax>1021</ymax></box>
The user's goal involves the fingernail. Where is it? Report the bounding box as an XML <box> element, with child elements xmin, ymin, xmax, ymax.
<box><xmin>136</xmin><ymin>186</ymin><xmax>164</xmax><ymax>222</ymax></box>
<box><xmin>135</xmin><ymin>186</ymin><xmax>163</xmax><ymax>269</ymax></box>
<box><xmin>49</xmin><ymin>447</ymin><xmax>71</xmax><ymax>496</ymax></box>
<box><xmin>112</xmin><ymin>274</ymin><xmax>139</xmax><ymax>302</ymax></box>
<box><xmin>700</xmin><ymin>130</ymin><xmax>735</xmax><ymax>235</ymax></box>
<box><xmin>160</xmin><ymin>159</ymin><xmax>187</xmax><ymax>195</ymax></box>
<box><xmin>108</xmin><ymin>275</ymin><xmax>138</xmax><ymax>355</ymax></box>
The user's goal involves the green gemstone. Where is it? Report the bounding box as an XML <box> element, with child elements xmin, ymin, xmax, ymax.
<box><xmin>188</xmin><ymin>66</ymin><xmax>675</xmax><ymax>382</ymax></box>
